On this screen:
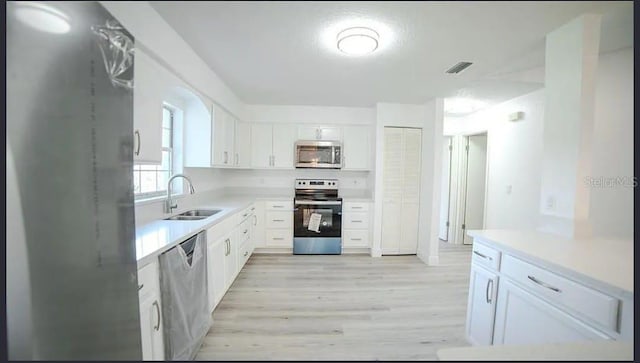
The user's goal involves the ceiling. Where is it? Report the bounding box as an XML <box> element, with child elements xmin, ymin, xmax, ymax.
<box><xmin>150</xmin><ymin>1</ymin><xmax>632</xmax><ymax>108</ymax></box>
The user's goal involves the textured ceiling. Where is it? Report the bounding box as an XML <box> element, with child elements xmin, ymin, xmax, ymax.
<box><xmin>150</xmin><ymin>1</ymin><xmax>632</xmax><ymax>107</ymax></box>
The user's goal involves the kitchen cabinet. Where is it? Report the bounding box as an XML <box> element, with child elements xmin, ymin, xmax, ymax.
<box><xmin>206</xmin><ymin>232</ymin><xmax>227</xmax><ymax>312</ymax></box>
<box><xmin>212</xmin><ymin>106</ymin><xmax>236</xmax><ymax>167</ymax></box>
<box><xmin>223</xmin><ymin>231</ymin><xmax>238</xmax><ymax>290</ymax></box>
<box><xmin>133</xmin><ymin>49</ymin><xmax>163</xmax><ymax>164</ymax></box>
<box><xmin>263</xmin><ymin>200</ymin><xmax>293</xmax><ymax>248</ymax></box>
<box><xmin>493</xmin><ymin>279</ymin><xmax>612</xmax><ymax>345</ymax></box>
<box><xmin>342</xmin><ymin>126</ymin><xmax>371</xmax><ymax>170</ymax></box>
<box><xmin>298</xmin><ymin>126</ymin><xmax>342</xmax><ymax>141</ymax></box>
<box><xmin>137</xmin><ymin>260</ymin><xmax>164</xmax><ymax>361</ymax></box>
<box><xmin>234</xmin><ymin>121</ymin><xmax>251</xmax><ymax>168</ymax></box>
<box><xmin>466</xmin><ymin>264</ymin><xmax>499</xmax><ymax>345</ymax></box>
<box><xmin>342</xmin><ymin>202</ymin><xmax>372</xmax><ymax>248</ymax></box>
<box><xmin>381</xmin><ymin>127</ymin><xmax>422</xmax><ymax>255</ymax></box>
<box><xmin>250</xmin><ymin>123</ymin><xmax>296</xmax><ymax>169</ymax></box>
<box><xmin>252</xmin><ymin>201</ymin><xmax>265</xmax><ymax>248</ymax></box>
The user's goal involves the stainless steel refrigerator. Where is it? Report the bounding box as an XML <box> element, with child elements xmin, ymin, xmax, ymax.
<box><xmin>7</xmin><ymin>1</ymin><xmax>142</xmax><ymax>359</ymax></box>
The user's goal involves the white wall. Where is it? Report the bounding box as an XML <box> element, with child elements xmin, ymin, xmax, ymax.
<box><xmin>244</xmin><ymin>105</ymin><xmax>375</xmax><ymax>125</ymax></box>
<box><xmin>589</xmin><ymin>47</ymin><xmax>633</xmax><ymax>238</ymax></box>
<box><xmin>444</xmin><ymin>47</ymin><xmax>633</xmax><ymax>239</ymax></box>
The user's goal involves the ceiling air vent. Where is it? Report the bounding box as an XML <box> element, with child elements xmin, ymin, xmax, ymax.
<box><xmin>445</xmin><ymin>61</ymin><xmax>473</xmax><ymax>74</ymax></box>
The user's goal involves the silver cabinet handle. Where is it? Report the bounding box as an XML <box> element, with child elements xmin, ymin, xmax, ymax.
<box><xmin>273</xmin><ymin>237</ymin><xmax>284</xmax><ymax>240</ymax></box>
<box><xmin>351</xmin><ymin>220</ymin><xmax>363</xmax><ymax>223</ymax></box>
<box><xmin>251</xmin><ymin>207</ymin><xmax>255</xmax><ymax>211</ymax></box>
<box><xmin>527</xmin><ymin>275</ymin><xmax>561</xmax><ymax>293</ymax></box>
<box><xmin>351</xmin><ymin>238</ymin><xmax>362</xmax><ymax>241</ymax></box>
<box><xmin>153</xmin><ymin>301</ymin><xmax>161</xmax><ymax>331</ymax></box>
<box><xmin>351</xmin><ymin>206</ymin><xmax>363</xmax><ymax>209</ymax></box>
<box><xmin>224</xmin><ymin>151</ymin><xmax>228</xmax><ymax>164</ymax></box>
<box><xmin>242</xmin><ymin>213</ymin><xmax>249</xmax><ymax>218</ymax></box>
<box><xmin>253</xmin><ymin>215</ymin><xmax>257</xmax><ymax>226</ymax></box>
<box><xmin>272</xmin><ymin>219</ymin><xmax>285</xmax><ymax>222</ymax></box>
<box><xmin>272</xmin><ymin>155</ymin><xmax>275</xmax><ymax>166</ymax></box>
<box><xmin>244</xmin><ymin>251</ymin><xmax>248</xmax><ymax>257</ymax></box>
<box><xmin>243</xmin><ymin>229</ymin><xmax>248</xmax><ymax>234</ymax></box>
<box><xmin>134</xmin><ymin>130</ymin><xmax>141</xmax><ymax>156</ymax></box>
<box><xmin>235</xmin><ymin>153</ymin><xmax>239</xmax><ymax>165</ymax></box>
<box><xmin>485</xmin><ymin>279</ymin><xmax>493</xmax><ymax>304</ymax></box>
<box><xmin>473</xmin><ymin>250</ymin><xmax>493</xmax><ymax>261</ymax></box>
<box><xmin>272</xmin><ymin>205</ymin><xmax>284</xmax><ymax>208</ymax></box>
<box><xmin>138</xmin><ymin>284</ymin><xmax>144</xmax><ymax>291</ymax></box>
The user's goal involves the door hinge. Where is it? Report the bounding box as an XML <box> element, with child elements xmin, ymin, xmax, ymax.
<box><xmin>449</xmin><ymin>145</ymin><xmax>452</xmax><ymax>151</ymax></box>
<box><xmin>446</xmin><ymin>221</ymin><xmax>450</xmax><ymax>227</ymax></box>
<box><xmin>462</xmin><ymin>223</ymin><xmax>466</xmax><ymax>230</ymax></box>
<box><xmin>465</xmin><ymin>145</ymin><xmax>469</xmax><ymax>152</ymax></box>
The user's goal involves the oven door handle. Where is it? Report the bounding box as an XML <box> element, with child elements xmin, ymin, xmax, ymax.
<box><xmin>294</xmin><ymin>200</ymin><xmax>342</xmax><ymax>206</ymax></box>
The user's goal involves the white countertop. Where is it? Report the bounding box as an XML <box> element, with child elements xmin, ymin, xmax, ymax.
<box><xmin>436</xmin><ymin>340</ymin><xmax>633</xmax><ymax>361</ymax></box>
<box><xmin>135</xmin><ymin>193</ymin><xmax>295</xmax><ymax>267</ymax></box>
<box><xmin>467</xmin><ymin>229</ymin><xmax>633</xmax><ymax>296</ymax></box>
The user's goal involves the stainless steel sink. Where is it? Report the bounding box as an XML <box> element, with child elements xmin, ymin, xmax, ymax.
<box><xmin>164</xmin><ymin>209</ymin><xmax>221</xmax><ymax>221</ymax></box>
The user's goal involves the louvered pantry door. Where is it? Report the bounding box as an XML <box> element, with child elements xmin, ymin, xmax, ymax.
<box><xmin>399</xmin><ymin>128</ymin><xmax>422</xmax><ymax>254</ymax></box>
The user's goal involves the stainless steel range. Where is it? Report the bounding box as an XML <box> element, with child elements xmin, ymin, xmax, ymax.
<box><xmin>293</xmin><ymin>179</ymin><xmax>342</xmax><ymax>254</ymax></box>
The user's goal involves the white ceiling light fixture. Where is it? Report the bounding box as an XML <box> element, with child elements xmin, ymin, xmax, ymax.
<box><xmin>336</xmin><ymin>27</ymin><xmax>379</xmax><ymax>56</ymax></box>
<box><xmin>14</xmin><ymin>1</ymin><xmax>71</xmax><ymax>34</ymax></box>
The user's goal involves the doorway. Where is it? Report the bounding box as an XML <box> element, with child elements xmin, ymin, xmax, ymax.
<box><xmin>440</xmin><ymin>133</ymin><xmax>488</xmax><ymax>244</ymax></box>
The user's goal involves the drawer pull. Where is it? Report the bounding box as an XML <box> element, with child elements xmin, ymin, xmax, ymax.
<box><xmin>138</xmin><ymin>284</ymin><xmax>144</xmax><ymax>291</ymax></box>
<box><xmin>351</xmin><ymin>238</ymin><xmax>362</xmax><ymax>241</ymax></box>
<box><xmin>251</xmin><ymin>207</ymin><xmax>255</xmax><ymax>211</ymax></box>
<box><xmin>272</xmin><ymin>219</ymin><xmax>285</xmax><ymax>222</ymax></box>
<box><xmin>244</xmin><ymin>251</ymin><xmax>248</xmax><ymax>257</ymax></box>
<box><xmin>485</xmin><ymin>279</ymin><xmax>493</xmax><ymax>304</ymax></box>
<box><xmin>243</xmin><ymin>229</ymin><xmax>248</xmax><ymax>234</ymax></box>
<box><xmin>273</xmin><ymin>237</ymin><xmax>284</xmax><ymax>240</ymax></box>
<box><xmin>473</xmin><ymin>250</ymin><xmax>493</xmax><ymax>261</ymax></box>
<box><xmin>351</xmin><ymin>220</ymin><xmax>363</xmax><ymax>223</ymax></box>
<box><xmin>527</xmin><ymin>275</ymin><xmax>562</xmax><ymax>293</ymax></box>
<box><xmin>243</xmin><ymin>213</ymin><xmax>249</xmax><ymax>218</ymax></box>
<box><xmin>352</xmin><ymin>206</ymin><xmax>363</xmax><ymax>209</ymax></box>
<box><xmin>272</xmin><ymin>205</ymin><xmax>284</xmax><ymax>208</ymax></box>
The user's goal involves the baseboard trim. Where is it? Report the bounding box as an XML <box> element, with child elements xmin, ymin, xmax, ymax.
<box><xmin>370</xmin><ymin>248</ymin><xmax>382</xmax><ymax>258</ymax></box>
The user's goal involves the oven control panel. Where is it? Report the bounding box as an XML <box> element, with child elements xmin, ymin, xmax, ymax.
<box><xmin>295</xmin><ymin>179</ymin><xmax>339</xmax><ymax>190</ymax></box>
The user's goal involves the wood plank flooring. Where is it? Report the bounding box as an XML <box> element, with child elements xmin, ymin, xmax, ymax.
<box><xmin>196</xmin><ymin>242</ymin><xmax>472</xmax><ymax>361</ymax></box>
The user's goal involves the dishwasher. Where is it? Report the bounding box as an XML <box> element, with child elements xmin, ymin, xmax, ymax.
<box><xmin>158</xmin><ymin>231</ymin><xmax>211</xmax><ymax>361</ymax></box>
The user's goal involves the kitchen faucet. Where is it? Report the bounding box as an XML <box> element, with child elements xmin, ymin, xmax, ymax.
<box><xmin>165</xmin><ymin>173</ymin><xmax>196</xmax><ymax>214</ymax></box>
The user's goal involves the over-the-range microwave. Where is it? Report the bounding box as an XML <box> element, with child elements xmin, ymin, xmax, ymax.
<box><xmin>295</xmin><ymin>140</ymin><xmax>342</xmax><ymax>169</ymax></box>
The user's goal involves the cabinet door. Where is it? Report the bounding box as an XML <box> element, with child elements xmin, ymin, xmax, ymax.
<box><xmin>252</xmin><ymin>202</ymin><xmax>265</xmax><ymax>247</ymax></box>
<box><xmin>342</xmin><ymin>126</ymin><xmax>370</xmax><ymax>170</ymax></box>
<box><xmin>139</xmin><ymin>294</ymin><xmax>163</xmax><ymax>361</ymax></box>
<box><xmin>212</xmin><ymin>107</ymin><xmax>235</xmax><ymax>166</ymax></box>
<box><xmin>224</xmin><ymin>232</ymin><xmax>238</xmax><ymax>290</ymax></box>
<box><xmin>211</xmin><ymin>236</ymin><xmax>227</xmax><ymax>309</ymax></box>
<box><xmin>224</xmin><ymin>114</ymin><xmax>236</xmax><ymax>165</ymax></box>
<box><xmin>250</xmin><ymin>123</ymin><xmax>273</xmax><ymax>168</ymax></box>
<box><xmin>235</xmin><ymin>121</ymin><xmax>251</xmax><ymax>167</ymax></box>
<box><xmin>298</xmin><ymin>125</ymin><xmax>319</xmax><ymax>140</ymax></box>
<box><xmin>133</xmin><ymin>49</ymin><xmax>163</xmax><ymax>163</ymax></box>
<box><xmin>139</xmin><ymin>297</ymin><xmax>154</xmax><ymax>361</ymax></box>
<box><xmin>149</xmin><ymin>296</ymin><xmax>164</xmax><ymax>360</ymax></box>
<box><xmin>493</xmin><ymin>279</ymin><xmax>612</xmax><ymax>345</ymax></box>
<box><xmin>466</xmin><ymin>264</ymin><xmax>498</xmax><ymax>345</ymax></box>
<box><xmin>272</xmin><ymin>123</ymin><xmax>296</xmax><ymax>168</ymax></box>
<box><xmin>319</xmin><ymin>127</ymin><xmax>342</xmax><ymax>141</ymax></box>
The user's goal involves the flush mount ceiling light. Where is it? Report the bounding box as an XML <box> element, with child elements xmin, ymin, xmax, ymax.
<box><xmin>336</xmin><ymin>27</ymin><xmax>379</xmax><ymax>56</ymax></box>
<box><xmin>14</xmin><ymin>1</ymin><xmax>71</xmax><ymax>34</ymax></box>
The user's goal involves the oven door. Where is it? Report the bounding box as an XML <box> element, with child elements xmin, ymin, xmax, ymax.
<box><xmin>295</xmin><ymin>143</ymin><xmax>342</xmax><ymax>168</ymax></box>
<box><xmin>293</xmin><ymin>200</ymin><xmax>342</xmax><ymax>237</ymax></box>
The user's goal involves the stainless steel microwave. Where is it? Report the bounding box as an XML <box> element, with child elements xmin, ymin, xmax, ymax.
<box><xmin>295</xmin><ymin>140</ymin><xmax>342</xmax><ymax>169</ymax></box>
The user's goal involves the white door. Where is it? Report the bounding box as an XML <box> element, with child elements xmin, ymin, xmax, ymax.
<box><xmin>398</xmin><ymin>128</ymin><xmax>421</xmax><ymax>254</ymax></box>
<box><xmin>463</xmin><ymin>134</ymin><xmax>487</xmax><ymax>244</ymax></box>
<box><xmin>493</xmin><ymin>279</ymin><xmax>612</xmax><ymax>345</ymax></box>
<box><xmin>342</xmin><ymin>126</ymin><xmax>370</xmax><ymax>170</ymax></box>
<box><xmin>133</xmin><ymin>49</ymin><xmax>163</xmax><ymax>163</ymax></box>
<box><xmin>381</xmin><ymin>127</ymin><xmax>405</xmax><ymax>255</ymax></box>
<box><xmin>466</xmin><ymin>264</ymin><xmax>498</xmax><ymax>345</ymax></box>
<box><xmin>438</xmin><ymin>137</ymin><xmax>452</xmax><ymax>241</ymax></box>
<box><xmin>272</xmin><ymin>123</ymin><xmax>296</xmax><ymax>168</ymax></box>
<box><xmin>250</xmin><ymin>123</ymin><xmax>273</xmax><ymax>168</ymax></box>
<box><xmin>234</xmin><ymin>121</ymin><xmax>251</xmax><ymax>167</ymax></box>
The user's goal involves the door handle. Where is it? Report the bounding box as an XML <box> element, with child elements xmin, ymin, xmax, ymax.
<box><xmin>153</xmin><ymin>300</ymin><xmax>161</xmax><ymax>331</ymax></box>
<box><xmin>485</xmin><ymin>279</ymin><xmax>493</xmax><ymax>304</ymax></box>
<box><xmin>134</xmin><ymin>130</ymin><xmax>141</xmax><ymax>156</ymax></box>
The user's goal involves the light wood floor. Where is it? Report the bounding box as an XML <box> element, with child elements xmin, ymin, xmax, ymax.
<box><xmin>196</xmin><ymin>241</ymin><xmax>472</xmax><ymax>361</ymax></box>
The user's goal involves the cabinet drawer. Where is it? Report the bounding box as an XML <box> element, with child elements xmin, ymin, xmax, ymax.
<box><xmin>238</xmin><ymin>219</ymin><xmax>251</xmax><ymax>243</ymax></box>
<box><xmin>472</xmin><ymin>241</ymin><xmax>501</xmax><ymax>271</ymax></box>
<box><xmin>501</xmin><ymin>254</ymin><xmax>619</xmax><ymax>331</ymax></box>
<box><xmin>343</xmin><ymin>229</ymin><xmax>369</xmax><ymax>247</ymax></box>
<box><xmin>265</xmin><ymin>200</ymin><xmax>293</xmax><ymax>211</ymax></box>
<box><xmin>239</xmin><ymin>239</ymin><xmax>253</xmax><ymax>267</ymax></box>
<box><xmin>265</xmin><ymin>211</ymin><xmax>292</xmax><ymax>229</ymax></box>
<box><xmin>265</xmin><ymin>229</ymin><xmax>292</xmax><ymax>247</ymax></box>
<box><xmin>238</xmin><ymin>205</ymin><xmax>254</xmax><ymax>223</ymax></box>
<box><xmin>343</xmin><ymin>202</ymin><xmax>370</xmax><ymax>212</ymax></box>
<box><xmin>343</xmin><ymin>212</ymin><xmax>369</xmax><ymax>229</ymax></box>
<box><xmin>137</xmin><ymin>261</ymin><xmax>159</xmax><ymax>300</ymax></box>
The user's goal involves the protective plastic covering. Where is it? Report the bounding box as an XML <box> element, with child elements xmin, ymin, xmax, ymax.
<box><xmin>159</xmin><ymin>232</ymin><xmax>211</xmax><ymax>361</ymax></box>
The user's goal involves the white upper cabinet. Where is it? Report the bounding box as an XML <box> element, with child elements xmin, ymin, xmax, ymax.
<box><xmin>342</xmin><ymin>125</ymin><xmax>371</xmax><ymax>170</ymax></box>
<box><xmin>133</xmin><ymin>49</ymin><xmax>163</xmax><ymax>164</ymax></box>
<box><xmin>212</xmin><ymin>106</ymin><xmax>236</xmax><ymax>167</ymax></box>
<box><xmin>298</xmin><ymin>126</ymin><xmax>342</xmax><ymax>141</ymax></box>
<box><xmin>234</xmin><ymin>121</ymin><xmax>251</xmax><ymax>168</ymax></box>
<box><xmin>250</xmin><ymin>123</ymin><xmax>295</xmax><ymax>169</ymax></box>
<box><xmin>183</xmin><ymin>93</ymin><xmax>213</xmax><ymax>168</ymax></box>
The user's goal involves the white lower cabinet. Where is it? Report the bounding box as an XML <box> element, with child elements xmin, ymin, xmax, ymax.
<box><xmin>223</xmin><ymin>231</ymin><xmax>239</xmax><ymax>290</ymax></box>
<box><xmin>263</xmin><ymin>199</ymin><xmax>293</xmax><ymax>248</ymax></box>
<box><xmin>206</xmin><ymin>232</ymin><xmax>227</xmax><ymax>312</ymax></box>
<box><xmin>493</xmin><ymin>279</ymin><xmax>612</xmax><ymax>345</ymax></box>
<box><xmin>342</xmin><ymin>202</ymin><xmax>372</xmax><ymax>249</ymax></box>
<box><xmin>465</xmin><ymin>264</ymin><xmax>498</xmax><ymax>345</ymax></box>
<box><xmin>137</xmin><ymin>261</ymin><xmax>164</xmax><ymax>361</ymax></box>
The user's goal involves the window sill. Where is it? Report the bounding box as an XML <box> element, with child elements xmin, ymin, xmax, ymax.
<box><xmin>135</xmin><ymin>193</ymin><xmax>184</xmax><ymax>206</ymax></box>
